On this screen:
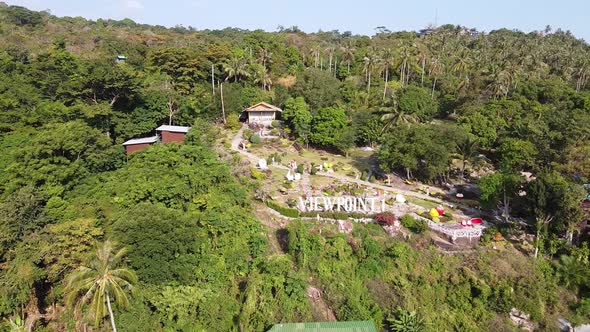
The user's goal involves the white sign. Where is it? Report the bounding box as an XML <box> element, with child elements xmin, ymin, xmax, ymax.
<box><xmin>299</xmin><ymin>196</ymin><xmax>385</xmax><ymax>213</ymax></box>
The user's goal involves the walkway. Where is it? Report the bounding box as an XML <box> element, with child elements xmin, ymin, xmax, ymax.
<box><xmin>230</xmin><ymin>127</ymin><xmax>478</xmax><ymax>219</ymax></box>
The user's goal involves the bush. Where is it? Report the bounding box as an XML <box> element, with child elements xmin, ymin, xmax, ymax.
<box><xmin>225</xmin><ymin>113</ymin><xmax>242</xmax><ymax>130</ymax></box>
<box><xmin>250</xmin><ymin>167</ymin><xmax>267</xmax><ymax>181</ymax></box>
<box><xmin>400</xmin><ymin>214</ymin><xmax>427</xmax><ymax>234</ymax></box>
<box><xmin>266</xmin><ymin>200</ymin><xmax>300</xmax><ymax>218</ymax></box>
<box><xmin>243</xmin><ymin>129</ymin><xmax>253</xmax><ymax>140</ymax></box>
<box><xmin>310</xmin><ymin>163</ymin><xmax>317</xmax><ymax>175</ymax></box>
<box><xmin>374</xmin><ymin>212</ymin><xmax>397</xmax><ymax>226</ymax></box>
<box><xmin>296</xmin><ymin>164</ymin><xmax>305</xmax><ymax>174</ymax></box>
<box><xmin>249</xmin><ymin>134</ymin><xmax>261</xmax><ymax>144</ymax></box>
<box><xmin>267</xmin><ymin>152</ymin><xmax>282</xmax><ymax>165</ymax></box>
<box><xmin>271</xmin><ymin>120</ymin><xmax>280</xmax><ymax>128</ymax></box>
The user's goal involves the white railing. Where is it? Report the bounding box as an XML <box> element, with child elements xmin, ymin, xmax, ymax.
<box><xmin>413</xmin><ymin>214</ymin><xmax>484</xmax><ymax>241</ymax></box>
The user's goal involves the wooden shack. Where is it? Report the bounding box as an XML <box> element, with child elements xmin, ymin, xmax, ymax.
<box><xmin>156</xmin><ymin>125</ymin><xmax>191</xmax><ymax>143</ymax></box>
<box><xmin>122</xmin><ymin>136</ymin><xmax>159</xmax><ymax>155</ymax></box>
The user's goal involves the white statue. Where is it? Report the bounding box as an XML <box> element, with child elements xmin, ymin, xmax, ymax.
<box><xmin>258</xmin><ymin>159</ymin><xmax>268</xmax><ymax>170</ymax></box>
<box><xmin>286</xmin><ymin>170</ymin><xmax>294</xmax><ymax>181</ymax></box>
<box><xmin>395</xmin><ymin>193</ymin><xmax>406</xmax><ymax>203</ymax></box>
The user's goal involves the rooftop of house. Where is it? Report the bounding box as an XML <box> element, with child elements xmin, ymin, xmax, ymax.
<box><xmin>122</xmin><ymin>136</ymin><xmax>160</xmax><ymax>146</ymax></box>
<box><xmin>244</xmin><ymin>102</ymin><xmax>283</xmax><ymax>113</ymax></box>
<box><xmin>156</xmin><ymin>125</ymin><xmax>191</xmax><ymax>133</ymax></box>
<box><xmin>267</xmin><ymin>321</ymin><xmax>377</xmax><ymax>332</ymax></box>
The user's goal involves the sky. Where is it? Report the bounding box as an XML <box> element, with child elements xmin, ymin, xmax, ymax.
<box><xmin>4</xmin><ymin>0</ymin><xmax>590</xmax><ymax>41</ymax></box>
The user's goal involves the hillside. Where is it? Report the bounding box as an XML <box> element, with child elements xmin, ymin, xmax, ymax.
<box><xmin>0</xmin><ymin>3</ymin><xmax>589</xmax><ymax>331</ymax></box>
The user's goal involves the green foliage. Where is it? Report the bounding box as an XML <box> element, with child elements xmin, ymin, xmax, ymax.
<box><xmin>225</xmin><ymin>112</ymin><xmax>241</xmax><ymax>130</ymax></box>
<box><xmin>282</xmin><ymin>96</ymin><xmax>312</xmax><ymax>143</ymax></box>
<box><xmin>266</xmin><ymin>200</ymin><xmax>299</xmax><ymax>218</ymax></box>
<box><xmin>497</xmin><ymin>138</ymin><xmax>538</xmax><ymax>170</ymax></box>
<box><xmin>397</xmin><ymin>86</ymin><xmax>438</xmax><ymax>121</ymax></box>
<box><xmin>387</xmin><ymin>307</ymin><xmax>426</xmax><ymax>332</ymax></box>
<box><xmin>378</xmin><ymin>124</ymin><xmax>454</xmax><ymax>181</ymax></box>
<box><xmin>400</xmin><ymin>215</ymin><xmax>427</xmax><ymax>234</ymax></box>
<box><xmin>249</xmin><ymin>134</ymin><xmax>261</xmax><ymax>144</ymax></box>
<box><xmin>0</xmin><ymin>6</ymin><xmax>589</xmax><ymax>331</ymax></box>
<box><xmin>292</xmin><ymin>68</ymin><xmax>341</xmax><ymax>109</ymax></box>
<box><xmin>310</xmin><ymin>106</ymin><xmax>348</xmax><ymax>148</ymax></box>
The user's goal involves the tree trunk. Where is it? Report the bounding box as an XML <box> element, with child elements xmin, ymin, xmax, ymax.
<box><xmin>421</xmin><ymin>58</ymin><xmax>425</xmax><ymax>85</ymax></box>
<box><xmin>431</xmin><ymin>77</ymin><xmax>437</xmax><ymax>99</ymax></box>
<box><xmin>383</xmin><ymin>67</ymin><xmax>389</xmax><ymax>101</ymax></box>
<box><xmin>106</xmin><ymin>293</ymin><xmax>117</xmax><ymax>332</ymax></box>
<box><xmin>328</xmin><ymin>53</ymin><xmax>332</xmax><ymax>72</ymax></box>
<box><xmin>220</xmin><ymin>83</ymin><xmax>226</xmax><ymax>125</ymax></box>
<box><xmin>211</xmin><ymin>64</ymin><xmax>215</xmax><ymax>96</ymax></box>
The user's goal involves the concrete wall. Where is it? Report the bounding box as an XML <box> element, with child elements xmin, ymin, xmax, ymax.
<box><xmin>161</xmin><ymin>131</ymin><xmax>186</xmax><ymax>143</ymax></box>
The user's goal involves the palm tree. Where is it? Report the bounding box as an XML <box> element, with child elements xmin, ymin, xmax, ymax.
<box><xmin>381</xmin><ymin>48</ymin><xmax>395</xmax><ymax>101</ymax></box>
<box><xmin>363</xmin><ymin>51</ymin><xmax>379</xmax><ymax>96</ymax></box>
<box><xmin>379</xmin><ymin>107</ymin><xmax>418</xmax><ymax>132</ymax></box>
<box><xmin>534</xmin><ymin>214</ymin><xmax>552</xmax><ymax>259</ymax></box>
<box><xmin>340</xmin><ymin>44</ymin><xmax>355</xmax><ymax>74</ymax></box>
<box><xmin>454</xmin><ymin>136</ymin><xmax>479</xmax><ymax>183</ymax></box>
<box><xmin>253</xmin><ymin>65</ymin><xmax>272</xmax><ymax>90</ymax></box>
<box><xmin>257</xmin><ymin>47</ymin><xmax>272</xmax><ymax>69</ymax></box>
<box><xmin>555</xmin><ymin>255</ymin><xmax>590</xmax><ymax>290</ymax></box>
<box><xmin>416</xmin><ymin>42</ymin><xmax>429</xmax><ymax>86</ymax></box>
<box><xmin>324</xmin><ymin>46</ymin><xmax>335</xmax><ymax>72</ymax></box>
<box><xmin>223</xmin><ymin>56</ymin><xmax>250</xmax><ymax>82</ymax></box>
<box><xmin>66</xmin><ymin>241</ymin><xmax>137</xmax><ymax>332</ymax></box>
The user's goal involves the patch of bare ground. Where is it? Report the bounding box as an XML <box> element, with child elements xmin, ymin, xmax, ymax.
<box><xmin>252</xmin><ymin>202</ymin><xmax>289</xmax><ymax>255</ymax></box>
<box><xmin>307</xmin><ymin>285</ymin><xmax>337</xmax><ymax>322</ymax></box>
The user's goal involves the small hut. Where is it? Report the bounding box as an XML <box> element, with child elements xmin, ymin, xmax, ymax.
<box><xmin>243</xmin><ymin>102</ymin><xmax>282</xmax><ymax>126</ymax></box>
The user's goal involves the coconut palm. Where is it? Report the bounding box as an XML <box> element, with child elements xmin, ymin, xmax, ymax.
<box><xmin>66</xmin><ymin>241</ymin><xmax>137</xmax><ymax>332</ymax></box>
<box><xmin>257</xmin><ymin>47</ymin><xmax>272</xmax><ymax>69</ymax></box>
<box><xmin>454</xmin><ymin>136</ymin><xmax>479</xmax><ymax>183</ymax></box>
<box><xmin>340</xmin><ymin>44</ymin><xmax>355</xmax><ymax>74</ymax></box>
<box><xmin>253</xmin><ymin>65</ymin><xmax>272</xmax><ymax>90</ymax></box>
<box><xmin>380</xmin><ymin>48</ymin><xmax>395</xmax><ymax>101</ymax></box>
<box><xmin>324</xmin><ymin>46</ymin><xmax>335</xmax><ymax>72</ymax></box>
<box><xmin>416</xmin><ymin>42</ymin><xmax>429</xmax><ymax>86</ymax></box>
<box><xmin>223</xmin><ymin>56</ymin><xmax>250</xmax><ymax>82</ymax></box>
<box><xmin>379</xmin><ymin>107</ymin><xmax>418</xmax><ymax>133</ymax></box>
<box><xmin>363</xmin><ymin>51</ymin><xmax>379</xmax><ymax>96</ymax></box>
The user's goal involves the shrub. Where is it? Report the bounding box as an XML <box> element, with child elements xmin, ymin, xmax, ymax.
<box><xmin>249</xmin><ymin>134</ymin><xmax>261</xmax><ymax>144</ymax></box>
<box><xmin>310</xmin><ymin>163</ymin><xmax>317</xmax><ymax>175</ymax></box>
<box><xmin>266</xmin><ymin>200</ymin><xmax>299</xmax><ymax>218</ymax></box>
<box><xmin>225</xmin><ymin>113</ymin><xmax>241</xmax><ymax>130</ymax></box>
<box><xmin>296</xmin><ymin>164</ymin><xmax>305</xmax><ymax>174</ymax></box>
<box><xmin>243</xmin><ymin>129</ymin><xmax>253</xmax><ymax>140</ymax></box>
<box><xmin>267</xmin><ymin>152</ymin><xmax>282</xmax><ymax>165</ymax></box>
<box><xmin>250</xmin><ymin>167</ymin><xmax>266</xmax><ymax>181</ymax></box>
<box><xmin>374</xmin><ymin>212</ymin><xmax>397</xmax><ymax>226</ymax></box>
<box><xmin>271</xmin><ymin>120</ymin><xmax>280</xmax><ymax>128</ymax></box>
<box><xmin>400</xmin><ymin>214</ymin><xmax>427</xmax><ymax>234</ymax></box>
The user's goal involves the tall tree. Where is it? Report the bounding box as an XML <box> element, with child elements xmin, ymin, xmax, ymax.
<box><xmin>66</xmin><ymin>241</ymin><xmax>137</xmax><ymax>332</ymax></box>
